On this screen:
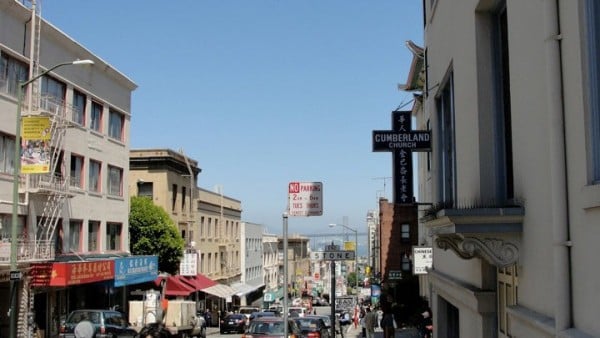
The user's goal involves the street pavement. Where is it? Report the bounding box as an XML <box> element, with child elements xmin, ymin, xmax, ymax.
<box><xmin>342</xmin><ymin>324</ymin><xmax>421</xmax><ymax>338</ymax></box>
<box><xmin>206</xmin><ymin>323</ymin><xmax>421</xmax><ymax>338</ymax></box>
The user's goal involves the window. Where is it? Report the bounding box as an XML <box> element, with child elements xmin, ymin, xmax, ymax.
<box><xmin>0</xmin><ymin>133</ymin><xmax>16</xmax><ymax>174</ymax></box>
<box><xmin>41</xmin><ymin>76</ymin><xmax>66</xmax><ymax>110</ymax></box>
<box><xmin>108</xmin><ymin>109</ymin><xmax>124</xmax><ymax>141</ymax></box>
<box><xmin>401</xmin><ymin>223</ymin><xmax>410</xmax><ymax>242</ymax></box>
<box><xmin>69</xmin><ymin>220</ymin><xmax>82</xmax><ymax>252</ymax></box>
<box><xmin>172</xmin><ymin>184</ymin><xmax>177</xmax><ymax>211</ymax></box>
<box><xmin>492</xmin><ymin>2</ymin><xmax>514</xmax><ymax>200</ymax></box>
<box><xmin>89</xmin><ymin>159</ymin><xmax>101</xmax><ymax>193</ymax></box>
<box><xmin>0</xmin><ymin>52</ymin><xmax>28</xmax><ymax>97</ymax></box>
<box><xmin>182</xmin><ymin>186</ymin><xmax>187</xmax><ymax>212</ymax></box>
<box><xmin>200</xmin><ymin>216</ymin><xmax>205</xmax><ymax>236</ymax></box>
<box><xmin>90</xmin><ymin>101</ymin><xmax>103</xmax><ymax>132</ymax></box>
<box><xmin>426</xmin><ymin>120</ymin><xmax>431</xmax><ymax>172</ymax></box>
<box><xmin>70</xmin><ymin>154</ymin><xmax>84</xmax><ymax>188</ymax></box>
<box><xmin>436</xmin><ymin>72</ymin><xmax>456</xmax><ymax>205</ymax></box>
<box><xmin>88</xmin><ymin>220</ymin><xmax>100</xmax><ymax>251</ymax></box>
<box><xmin>106</xmin><ymin>223</ymin><xmax>122</xmax><ymax>251</ymax></box>
<box><xmin>137</xmin><ymin>181</ymin><xmax>153</xmax><ymax>199</ymax></box>
<box><xmin>72</xmin><ymin>89</ymin><xmax>86</xmax><ymax>126</ymax></box>
<box><xmin>585</xmin><ymin>0</ymin><xmax>600</xmax><ymax>183</ymax></box>
<box><xmin>53</xmin><ymin>150</ymin><xmax>65</xmax><ymax>179</ymax></box>
<box><xmin>107</xmin><ymin>165</ymin><xmax>123</xmax><ymax>197</ymax></box>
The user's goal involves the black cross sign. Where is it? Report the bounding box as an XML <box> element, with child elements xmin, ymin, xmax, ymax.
<box><xmin>372</xmin><ymin>111</ymin><xmax>431</xmax><ymax>204</ymax></box>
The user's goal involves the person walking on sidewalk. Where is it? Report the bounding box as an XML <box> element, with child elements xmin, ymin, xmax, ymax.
<box><xmin>363</xmin><ymin>307</ymin><xmax>377</xmax><ymax>338</ymax></box>
<box><xmin>380</xmin><ymin>307</ymin><xmax>396</xmax><ymax>338</ymax></box>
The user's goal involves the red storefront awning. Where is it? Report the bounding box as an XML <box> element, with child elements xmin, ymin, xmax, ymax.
<box><xmin>179</xmin><ymin>274</ymin><xmax>217</xmax><ymax>291</ymax></box>
<box><xmin>154</xmin><ymin>275</ymin><xmax>195</xmax><ymax>296</ymax></box>
<box><xmin>49</xmin><ymin>260</ymin><xmax>114</xmax><ymax>286</ymax></box>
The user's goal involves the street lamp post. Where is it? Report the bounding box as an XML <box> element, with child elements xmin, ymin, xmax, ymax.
<box><xmin>9</xmin><ymin>59</ymin><xmax>93</xmax><ymax>338</ymax></box>
<box><xmin>329</xmin><ymin>223</ymin><xmax>359</xmax><ymax>295</ymax></box>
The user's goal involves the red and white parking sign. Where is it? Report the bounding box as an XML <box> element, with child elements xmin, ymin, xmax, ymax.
<box><xmin>288</xmin><ymin>182</ymin><xmax>323</xmax><ymax>216</ymax></box>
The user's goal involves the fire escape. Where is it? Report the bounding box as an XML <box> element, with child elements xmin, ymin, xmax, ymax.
<box><xmin>15</xmin><ymin>1</ymin><xmax>75</xmax><ymax>336</ymax></box>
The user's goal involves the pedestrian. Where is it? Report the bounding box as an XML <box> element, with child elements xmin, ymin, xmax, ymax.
<box><xmin>204</xmin><ymin>309</ymin><xmax>212</xmax><ymax>327</ymax></box>
<box><xmin>363</xmin><ymin>307</ymin><xmax>377</xmax><ymax>338</ymax></box>
<box><xmin>418</xmin><ymin>309</ymin><xmax>433</xmax><ymax>338</ymax></box>
<box><xmin>380</xmin><ymin>307</ymin><xmax>396</xmax><ymax>338</ymax></box>
<box><xmin>359</xmin><ymin>307</ymin><xmax>366</xmax><ymax>337</ymax></box>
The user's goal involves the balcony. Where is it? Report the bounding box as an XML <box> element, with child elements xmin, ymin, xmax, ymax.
<box><xmin>0</xmin><ymin>239</ymin><xmax>55</xmax><ymax>265</ymax></box>
<box><xmin>422</xmin><ymin>203</ymin><xmax>524</xmax><ymax>268</ymax></box>
<box><xmin>24</xmin><ymin>173</ymin><xmax>74</xmax><ymax>196</ymax></box>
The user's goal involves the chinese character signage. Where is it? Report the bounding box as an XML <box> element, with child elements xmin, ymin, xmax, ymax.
<box><xmin>114</xmin><ymin>255</ymin><xmax>158</xmax><ymax>287</ymax></box>
<box><xmin>50</xmin><ymin>260</ymin><xmax>114</xmax><ymax>286</ymax></box>
<box><xmin>412</xmin><ymin>247</ymin><xmax>433</xmax><ymax>274</ymax></box>
<box><xmin>21</xmin><ymin>116</ymin><xmax>51</xmax><ymax>173</ymax></box>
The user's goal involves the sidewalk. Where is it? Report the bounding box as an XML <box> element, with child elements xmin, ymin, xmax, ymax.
<box><xmin>206</xmin><ymin>324</ymin><xmax>421</xmax><ymax>338</ymax></box>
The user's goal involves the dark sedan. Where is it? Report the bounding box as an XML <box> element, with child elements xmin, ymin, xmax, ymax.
<box><xmin>58</xmin><ymin>309</ymin><xmax>137</xmax><ymax>338</ymax></box>
<box><xmin>293</xmin><ymin>317</ymin><xmax>330</xmax><ymax>338</ymax></box>
<box><xmin>242</xmin><ymin>316</ymin><xmax>302</xmax><ymax>338</ymax></box>
<box><xmin>220</xmin><ymin>313</ymin><xmax>247</xmax><ymax>334</ymax></box>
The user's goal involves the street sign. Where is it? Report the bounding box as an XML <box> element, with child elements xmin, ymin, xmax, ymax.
<box><xmin>324</xmin><ymin>244</ymin><xmax>340</xmax><ymax>251</ymax></box>
<box><xmin>413</xmin><ymin>247</ymin><xmax>433</xmax><ymax>275</ymax></box>
<box><xmin>388</xmin><ymin>270</ymin><xmax>402</xmax><ymax>280</ymax></box>
<box><xmin>179</xmin><ymin>252</ymin><xmax>197</xmax><ymax>276</ymax></box>
<box><xmin>288</xmin><ymin>182</ymin><xmax>323</xmax><ymax>216</ymax></box>
<box><xmin>10</xmin><ymin>270</ymin><xmax>22</xmax><ymax>281</ymax></box>
<box><xmin>311</xmin><ymin>251</ymin><xmax>355</xmax><ymax>261</ymax></box>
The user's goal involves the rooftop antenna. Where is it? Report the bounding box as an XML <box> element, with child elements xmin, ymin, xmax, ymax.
<box><xmin>372</xmin><ymin>177</ymin><xmax>392</xmax><ymax>199</ymax></box>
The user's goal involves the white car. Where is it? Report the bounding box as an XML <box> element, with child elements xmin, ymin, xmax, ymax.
<box><xmin>288</xmin><ymin>306</ymin><xmax>308</xmax><ymax>318</ymax></box>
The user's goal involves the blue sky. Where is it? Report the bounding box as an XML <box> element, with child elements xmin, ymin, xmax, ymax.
<box><xmin>43</xmin><ymin>1</ymin><xmax>423</xmax><ymax>236</ymax></box>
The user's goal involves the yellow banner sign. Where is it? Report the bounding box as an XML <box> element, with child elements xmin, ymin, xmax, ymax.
<box><xmin>21</xmin><ymin>116</ymin><xmax>51</xmax><ymax>140</ymax></box>
<box><xmin>20</xmin><ymin>117</ymin><xmax>51</xmax><ymax>173</ymax></box>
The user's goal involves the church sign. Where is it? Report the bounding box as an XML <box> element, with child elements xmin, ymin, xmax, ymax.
<box><xmin>372</xmin><ymin>111</ymin><xmax>431</xmax><ymax>204</ymax></box>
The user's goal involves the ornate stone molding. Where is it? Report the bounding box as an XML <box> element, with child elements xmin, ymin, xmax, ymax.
<box><xmin>436</xmin><ymin>235</ymin><xmax>519</xmax><ymax>268</ymax></box>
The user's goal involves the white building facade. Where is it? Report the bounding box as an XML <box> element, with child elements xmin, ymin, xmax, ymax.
<box><xmin>262</xmin><ymin>232</ymin><xmax>279</xmax><ymax>291</ymax></box>
<box><xmin>417</xmin><ymin>0</ymin><xmax>600</xmax><ymax>337</ymax></box>
<box><xmin>237</xmin><ymin>221</ymin><xmax>265</xmax><ymax>306</ymax></box>
<box><xmin>1</xmin><ymin>1</ymin><xmax>136</xmax><ymax>336</ymax></box>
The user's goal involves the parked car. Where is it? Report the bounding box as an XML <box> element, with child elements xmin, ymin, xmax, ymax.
<box><xmin>304</xmin><ymin>315</ymin><xmax>332</xmax><ymax>331</ymax></box>
<box><xmin>59</xmin><ymin>309</ymin><xmax>137</xmax><ymax>338</ymax></box>
<box><xmin>249</xmin><ymin>311</ymin><xmax>277</xmax><ymax>321</ymax></box>
<box><xmin>242</xmin><ymin>316</ymin><xmax>302</xmax><ymax>338</ymax></box>
<box><xmin>220</xmin><ymin>313</ymin><xmax>247</xmax><ymax>334</ymax></box>
<box><xmin>239</xmin><ymin>306</ymin><xmax>261</xmax><ymax>324</ymax></box>
<box><xmin>288</xmin><ymin>307</ymin><xmax>308</xmax><ymax>318</ymax></box>
<box><xmin>293</xmin><ymin>317</ymin><xmax>331</xmax><ymax>338</ymax></box>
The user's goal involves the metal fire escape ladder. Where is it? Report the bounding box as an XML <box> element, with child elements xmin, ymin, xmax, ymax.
<box><xmin>33</xmin><ymin>95</ymin><xmax>70</xmax><ymax>254</ymax></box>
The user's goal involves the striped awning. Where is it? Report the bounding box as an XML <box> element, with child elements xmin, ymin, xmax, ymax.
<box><xmin>202</xmin><ymin>283</ymin><xmax>236</xmax><ymax>299</ymax></box>
<box><xmin>231</xmin><ymin>282</ymin><xmax>264</xmax><ymax>297</ymax></box>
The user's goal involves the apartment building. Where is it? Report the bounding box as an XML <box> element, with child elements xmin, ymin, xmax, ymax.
<box><xmin>235</xmin><ymin>221</ymin><xmax>265</xmax><ymax>306</ymax></box>
<box><xmin>196</xmin><ymin>186</ymin><xmax>242</xmax><ymax>284</ymax></box>
<box><xmin>129</xmin><ymin>148</ymin><xmax>201</xmax><ymax>245</ymax></box>
<box><xmin>0</xmin><ymin>1</ymin><xmax>136</xmax><ymax>336</ymax></box>
<box><xmin>282</xmin><ymin>235</ymin><xmax>311</xmax><ymax>298</ymax></box>
<box><xmin>413</xmin><ymin>1</ymin><xmax>600</xmax><ymax>337</ymax></box>
<box><xmin>262</xmin><ymin>232</ymin><xmax>279</xmax><ymax>291</ymax></box>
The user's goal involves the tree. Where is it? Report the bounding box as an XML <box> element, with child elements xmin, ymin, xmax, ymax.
<box><xmin>129</xmin><ymin>196</ymin><xmax>184</xmax><ymax>274</ymax></box>
<box><xmin>347</xmin><ymin>272</ymin><xmax>358</xmax><ymax>292</ymax></box>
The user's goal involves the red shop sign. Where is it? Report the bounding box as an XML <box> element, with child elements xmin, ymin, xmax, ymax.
<box><xmin>50</xmin><ymin>260</ymin><xmax>115</xmax><ymax>286</ymax></box>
